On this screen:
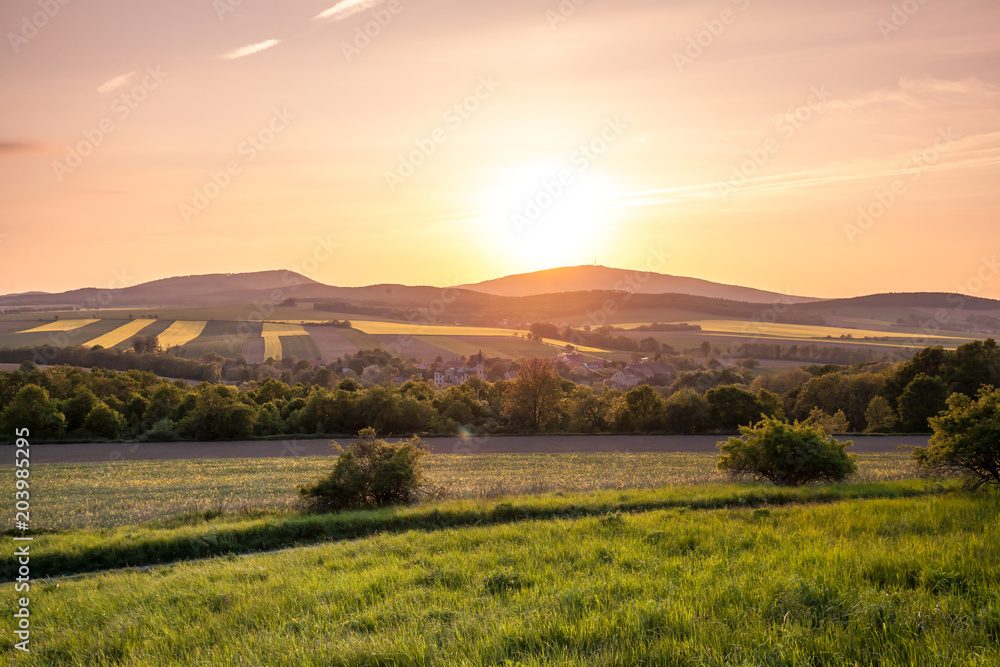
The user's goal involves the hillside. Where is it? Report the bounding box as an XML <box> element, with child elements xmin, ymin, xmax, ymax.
<box><xmin>457</xmin><ymin>265</ymin><xmax>818</xmax><ymax>303</ymax></box>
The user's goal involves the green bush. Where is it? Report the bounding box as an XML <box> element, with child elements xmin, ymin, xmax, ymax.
<box><xmin>914</xmin><ymin>387</ymin><xmax>1000</xmax><ymax>490</ymax></box>
<box><xmin>717</xmin><ymin>416</ymin><xmax>857</xmax><ymax>486</ymax></box>
<box><xmin>299</xmin><ymin>428</ymin><xmax>437</xmax><ymax>511</ymax></box>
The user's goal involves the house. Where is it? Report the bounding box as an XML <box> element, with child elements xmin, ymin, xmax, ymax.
<box><xmin>609</xmin><ymin>361</ymin><xmax>673</xmax><ymax>388</ymax></box>
<box><xmin>609</xmin><ymin>368</ymin><xmax>642</xmax><ymax>388</ymax></box>
<box><xmin>504</xmin><ymin>370</ymin><xmax>519</xmax><ymax>381</ymax></box>
<box><xmin>433</xmin><ymin>351</ymin><xmax>486</xmax><ymax>386</ymax></box>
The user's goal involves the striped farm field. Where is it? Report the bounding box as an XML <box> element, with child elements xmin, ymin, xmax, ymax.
<box><xmin>19</xmin><ymin>319</ymin><xmax>95</xmax><ymax>333</ymax></box>
<box><xmin>156</xmin><ymin>320</ymin><xmax>208</xmax><ymax>350</ymax></box>
<box><xmin>351</xmin><ymin>320</ymin><xmax>529</xmax><ymax>337</ymax></box>
<box><xmin>261</xmin><ymin>322</ymin><xmax>310</xmax><ymax>361</ymax></box>
<box><xmin>81</xmin><ymin>319</ymin><xmax>159</xmax><ymax>349</ymax></box>
<box><xmin>278</xmin><ymin>334</ymin><xmax>322</xmax><ymax>361</ymax></box>
<box><xmin>664</xmin><ymin>319</ymin><xmax>983</xmax><ymax>343</ymax></box>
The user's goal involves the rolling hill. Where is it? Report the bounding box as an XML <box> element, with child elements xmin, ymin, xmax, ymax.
<box><xmin>457</xmin><ymin>265</ymin><xmax>818</xmax><ymax>303</ymax></box>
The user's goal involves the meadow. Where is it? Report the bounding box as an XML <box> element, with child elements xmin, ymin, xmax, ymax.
<box><xmin>1</xmin><ymin>452</ymin><xmax>920</xmax><ymax>531</ymax></box>
<box><xmin>0</xmin><ymin>486</ymin><xmax>994</xmax><ymax>665</ymax></box>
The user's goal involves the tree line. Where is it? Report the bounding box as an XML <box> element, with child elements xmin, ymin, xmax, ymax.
<box><xmin>0</xmin><ymin>339</ymin><xmax>996</xmax><ymax>443</ymax></box>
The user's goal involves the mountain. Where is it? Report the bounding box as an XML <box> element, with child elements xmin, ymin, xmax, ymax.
<box><xmin>457</xmin><ymin>265</ymin><xmax>817</xmax><ymax>303</ymax></box>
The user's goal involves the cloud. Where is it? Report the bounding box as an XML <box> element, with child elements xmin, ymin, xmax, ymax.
<box><xmin>97</xmin><ymin>71</ymin><xmax>136</xmax><ymax>94</ymax></box>
<box><xmin>313</xmin><ymin>0</ymin><xmax>386</xmax><ymax>21</ymax></box>
<box><xmin>828</xmin><ymin>76</ymin><xmax>999</xmax><ymax>113</ymax></box>
<box><xmin>614</xmin><ymin>136</ymin><xmax>1000</xmax><ymax>208</ymax></box>
<box><xmin>221</xmin><ymin>39</ymin><xmax>281</xmax><ymax>60</ymax></box>
<box><xmin>0</xmin><ymin>142</ymin><xmax>44</xmax><ymax>155</ymax></box>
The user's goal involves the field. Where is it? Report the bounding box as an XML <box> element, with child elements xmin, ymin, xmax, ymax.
<box><xmin>0</xmin><ymin>300</ymin><xmax>985</xmax><ymax>365</ymax></box>
<box><xmin>155</xmin><ymin>321</ymin><xmax>208</xmax><ymax>351</ymax></box>
<box><xmin>0</xmin><ymin>478</ymin><xmax>994</xmax><ymax>665</ymax></box>
<box><xmin>0</xmin><ymin>452</ymin><xmax>920</xmax><ymax>531</ymax></box>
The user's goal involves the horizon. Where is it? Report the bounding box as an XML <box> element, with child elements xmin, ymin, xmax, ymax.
<box><xmin>1</xmin><ymin>0</ymin><xmax>998</xmax><ymax>300</ymax></box>
<box><xmin>4</xmin><ymin>263</ymin><xmax>1000</xmax><ymax>303</ymax></box>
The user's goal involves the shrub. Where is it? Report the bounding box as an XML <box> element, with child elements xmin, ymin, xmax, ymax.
<box><xmin>299</xmin><ymin>428</ymin><xmax>437</xmax><ymax>511</ymax></box>
<box><xmin>717</xmin><ymin>416</ymin><xmax>857</xmax><ymax>486</ymax></box>
<box><xmin>913</xmin><ymin>387</ymin><xmax>1000</xmax><ymax>490</ymax></box>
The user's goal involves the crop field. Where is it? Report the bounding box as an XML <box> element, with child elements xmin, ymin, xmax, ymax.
<box><xmin>0</xmin><ymin>484</ymin><xmax>993</xmax><ymax>665</ymax></box>
<box><xmin>303</xmin><ymin>326</ymin><xmax>361</xmax><ymax>359</ymax></box>
<box><xmin>17</xmin><ymin>319</ymin><xmax>95</xmax><ymax>333</ymax></box>
<box><xmin>278</xmin><ymin>335</ymin><xmax>322</xmax><ymax>361</ymax></box>
<box><xmin>351</xmin><ymin>320</ymin><xmax>529</xmax><ymax>337</ymax></box>
<box><xmin>155</xmin><ymin>321</ymin><xmax>208</xmax><ymax>351</ymax></box>
<box><xmin>0</xmin><ymin>452</ymin><xmax>919</xmax><ymax>531</ymax></box>
<box><xmin>177</xmin><ymin>320</ymin><xmax>262</xmax><ymax>360</ymax></box>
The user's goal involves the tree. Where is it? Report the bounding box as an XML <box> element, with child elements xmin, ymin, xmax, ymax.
<box><xmin>1</xmin><ymin>385</ymin><xmax>66</xmax><ymax>440</ymax></box>
<box><xmin>864</xmin><ymin>396</ymin><xmax>897</xmax><ymax>433</ymax></box>
<box><xmin>663</xmin><ymin>388</ymin><xmax>711</xmax><ymax>434</ymax></box>
<box><xmin>84</xmin><ymin>402</ymin><xmax>127</xmax><ymax>440</ymax></box>
<box><xmin>299</xmin><ymin>429</ymin><xmax>436</xmax><ymax>510</ymax></box>
<box><xmin>897</xmin><ymin>373</ymin><xmax>950</xmax><ymax>432</ymax></box>
<box><xmin>624</xmin><ymin>385</ymin><xmax>664</xmax><ymax>431</ymax></box>
<box><xmin>803</xmin><ymin>407</ymin><xmax>851</xmax><ymax>434</ymax></box>
<box><xmin>717</xmin><ymin>417</ymin><xmax>857</xmax><ymax>486</ymax></box>
<box><xmin>131</xmin><ymin>335</ymin><xmax>160</xmax><ymax>355</ymax></box>
<box><xmin>502</xmin><ymin>358</ymin><xmax>563</xmax><ymax>431</ymax></box>
<box><xmin>914</xmin><ymin>387</ymin><xmax>1000</xmax><ymax>489</ymax></box>
<box><xmin>705</xmin><ymin>385</ymin><xmax>773</xmax><ymax>431</ymax></box>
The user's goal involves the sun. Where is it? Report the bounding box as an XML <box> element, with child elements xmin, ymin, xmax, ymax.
<box><xmin>481</xmin><ymin>162</ymin><xmax>623</xmax><ymax>270</ymax></box>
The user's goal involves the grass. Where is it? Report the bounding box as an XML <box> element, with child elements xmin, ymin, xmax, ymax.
<box><xmin>2</xmin><ymin>452</ymin><xmax>921</xmax><ymax>531</ymax></box>
<box><xmin>1</xmin><ymin>490</ymin><xmax>995</xmax><ymax>665</ymax></box>
<box><xmin>0</xmin><ymin>479</ymin><xmax>946</xmax><ymax>581</ymax></box>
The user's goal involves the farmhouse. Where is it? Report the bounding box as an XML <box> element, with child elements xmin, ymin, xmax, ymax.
<box><xmin>609</xmin><ymin>360</ymin><xmax>673</xmax><ymax>388</ymax></box>
<box><xmin>433</xmin><ymin>352</ymin><xmax>486</xmax><ymax>386</ymax></box>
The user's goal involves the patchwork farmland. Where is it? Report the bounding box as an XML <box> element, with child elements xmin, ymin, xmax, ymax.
<box><xmin>0</xmin><ymin>302</ymin><xmax>989</xmax><ymax>368</ymax></box>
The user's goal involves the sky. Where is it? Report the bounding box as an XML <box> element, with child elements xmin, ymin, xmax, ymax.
<box><xmin>1</xmin><ymin>0</ymin><xmax>998</xmax><ymax>299</ymax></box>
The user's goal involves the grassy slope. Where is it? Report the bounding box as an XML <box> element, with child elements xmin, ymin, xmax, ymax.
<box><xmin>0</xmin><ymin>480</ymin><xmax>946</xmax><ymax>581</ymax></box>
<box><xmin>2</xmin><ymin>491</ymin><xmax>996</xmax><ymax>665</ymax></box>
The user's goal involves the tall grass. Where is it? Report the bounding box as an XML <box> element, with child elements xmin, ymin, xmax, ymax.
<box><xmin>2</xmin><ymin>492</ymin><xmax>996</xmax><ymax>665</ymax></box>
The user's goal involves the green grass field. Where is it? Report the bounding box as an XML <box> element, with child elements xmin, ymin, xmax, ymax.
<box><xmin>1</xmin><ymin>486</ymin><xmax>994</xmax><ymax>665</ymax></box>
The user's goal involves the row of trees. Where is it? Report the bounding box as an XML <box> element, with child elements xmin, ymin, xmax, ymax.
<box><xmin>2</xmin><ymin>339</ymin><xmax>997</xmax><ymax>443</ymax></box>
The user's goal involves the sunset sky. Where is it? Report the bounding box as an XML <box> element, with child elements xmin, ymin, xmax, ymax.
<box><xmin>1</xmin><ymin>0</ymin><xmax>998</xmax><ymax>299</ymax></box>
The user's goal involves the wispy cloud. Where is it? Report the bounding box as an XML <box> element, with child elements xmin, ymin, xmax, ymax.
<box><xmin>614</xmin><ymin>141</ymin><xmax>1000</xmax><ymax>208</ymax></box>
<box><xmin>313</xmin><ymin>0</ymin><xmax>386</xmax><ymax>21</ymax></box>
<box><xmin>0</xmin><ymin>142</ymin><xmax>44</xmax><ymax>155</ymax></box>
<box><xmin>829</xmin><ymin>76</ymin><xmax>999</xmax><ymax>113</ymax></box>
<box><xmin>221</xmin><ymin>39</ymin><xmax>281</xmax><ymax>60</ymax></box>
<box><xmin>97</xmin><ymin>71</ymin><xmax>136</xmax><ymax>94</ymax></box>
